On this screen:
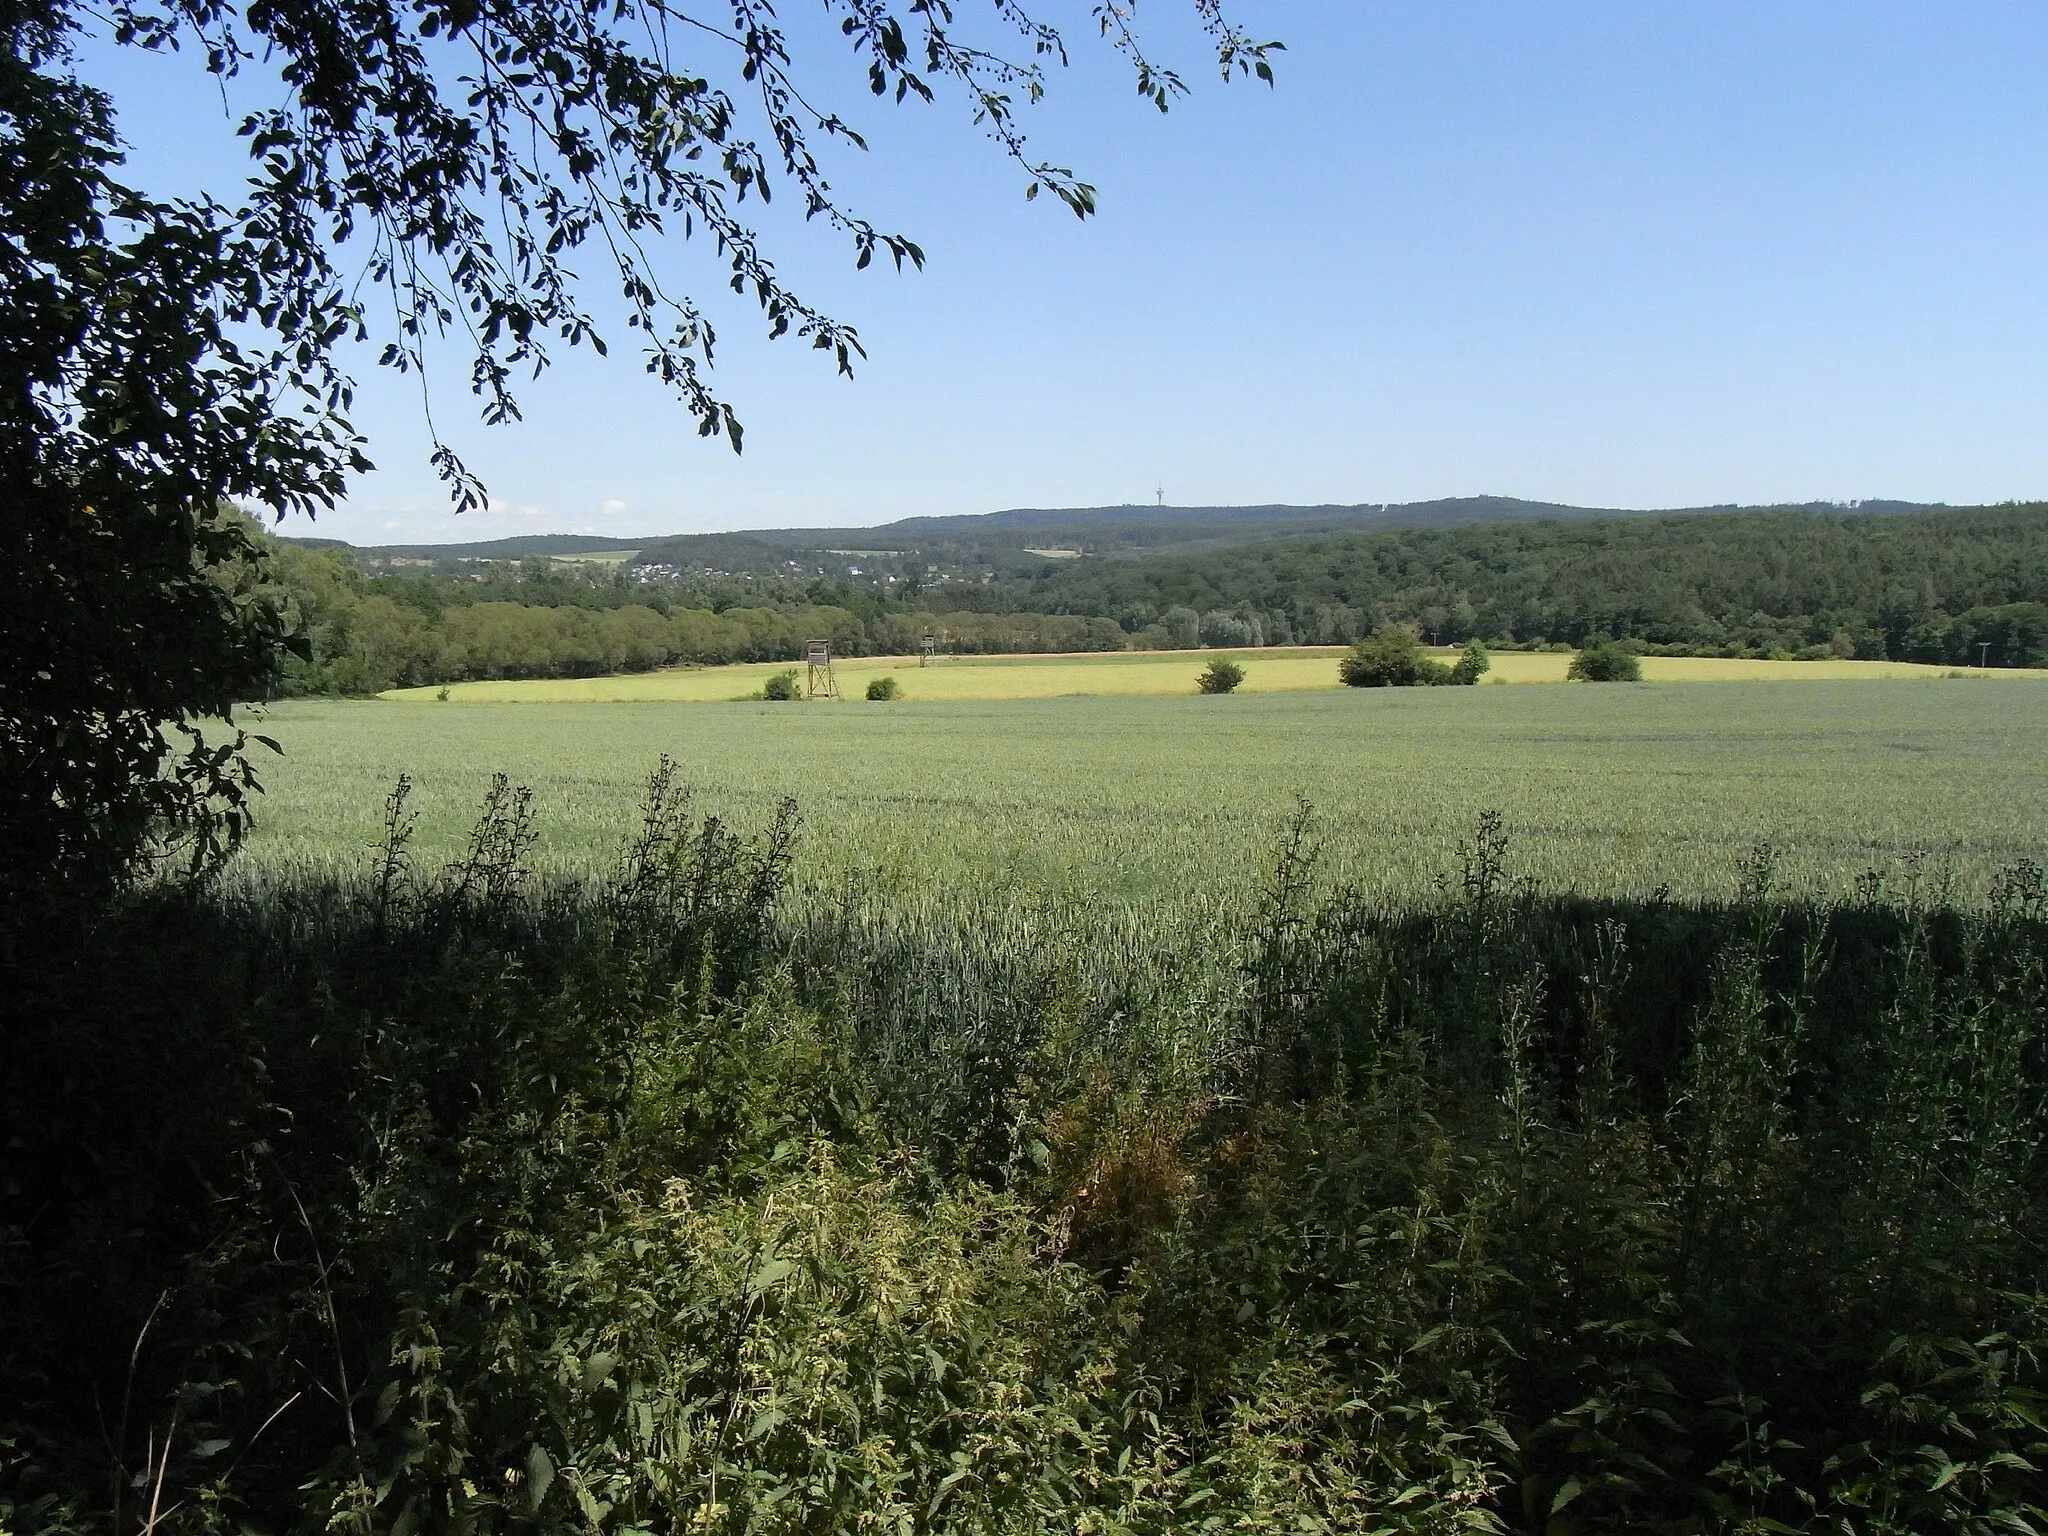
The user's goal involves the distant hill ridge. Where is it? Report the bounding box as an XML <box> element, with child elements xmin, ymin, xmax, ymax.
<box><xmin>955</xmin><ymin>495</ymin><xmax>1943</xmax><ymax>529</ymax></box>
<box><xmin>296</xmin><ymin>496</ymin><xmax>1953</xmax><ymax>564</ymax></box>
<box><xmin>282</xmin><ymin>531</ymin><xmax>664</xmax><ymax>560</ymax></box>
<box><xmin>875</xmin><ymin>496</ymin><xmax>1658</xmax><ymax>534</ymax></box>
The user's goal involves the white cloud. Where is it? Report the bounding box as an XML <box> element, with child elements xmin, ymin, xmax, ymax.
<box><xmin>601</xmin><ymin>498</ymin><xmax>628</xmax><ymax>516</ymax></box>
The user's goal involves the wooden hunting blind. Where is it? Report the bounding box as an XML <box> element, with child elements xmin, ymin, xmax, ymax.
<box><xmin>806</xmin><ymin>639</ymin><xmax>839</xmax><ymax>700</ymax></box>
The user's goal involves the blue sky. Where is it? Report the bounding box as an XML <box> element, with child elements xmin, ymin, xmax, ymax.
<box><xmin>79</xmin><ymin>3</ymin><xmax>2048</xmax><ymax>542</ymax></box>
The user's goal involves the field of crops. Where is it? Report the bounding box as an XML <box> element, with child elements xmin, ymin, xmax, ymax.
<box><xmin>245</xmin><ymin>676</ymin><xmax>2048</xmax><ymax>906</ymax></box>
<box><xmin>380</xmin><ymin>644</ymin><xmax>2048</xmax><ymax>703</ymax></box>
<box><xmin>41</xmin><ymin>644</ymin><xmax>2048</xmax><ymax>1536</ymax></box>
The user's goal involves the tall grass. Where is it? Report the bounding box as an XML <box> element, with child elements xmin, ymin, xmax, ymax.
<box><xmin>3</xmin><ymin>769</ymin><xmax>2044</xmax><ymax>1533</ymax></box>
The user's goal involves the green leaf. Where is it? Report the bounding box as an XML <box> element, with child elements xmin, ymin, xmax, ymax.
<box><xmin>527</xmin><ymin>1443</ymin><xmax>555</xmax><ymax>1509</ymax></box>
<box><xmin>748</xmin><ymin>1257</ymin><xmax>795</xmax><ymax>1295</ymax></box>
<box><xmin>574</xmin><ymin>1481</ymin><xmax>610</xmax><ymax>1523</ymax></box>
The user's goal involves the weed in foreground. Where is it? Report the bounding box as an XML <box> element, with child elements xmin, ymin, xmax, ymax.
<box><xmin>2</xmin><ymin>785</ymin><xmax>2045</xmax><ymax>1534</ymax></box>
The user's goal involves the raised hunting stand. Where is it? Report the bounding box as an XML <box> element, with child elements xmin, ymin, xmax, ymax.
<box><xmin>806</xmin><ymin>639</ymin><xmax>839</xmax><ymax>700</ymax></box>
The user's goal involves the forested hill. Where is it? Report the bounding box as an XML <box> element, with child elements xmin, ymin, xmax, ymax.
<box><xmin>717</xmin><ymin>495</ymin><xmax>1637</xmax><ymax>560</ymax></box>
<box><xmin>261</xmin><ymin>501</ymin><xmax>2048</xmax><ymax>694</ymax></box>
<box><xmin>1000</xmin><ymin>503</ymin><xmax>2048</xmax><ymax>655</ymax></box>
<box><xmin>833</xmin><ymin>494</ymin><xmax>1946</xmax><ymax>553</ymax></box>
<box><xmin>299</xmin><ymin>496</ymin><xmax>1952</xmax><ymax>575</ymax></box>
<box><xmin>630</xmin><ymin>495</ymin><xmax>1948</xmax><ymax>568</ymax></box>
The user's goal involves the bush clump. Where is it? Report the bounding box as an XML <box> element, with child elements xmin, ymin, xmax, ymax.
<box><xmin>1195</xmin><ymin>658</ymin><xmax>1246</xmax><ymax>694</ymax></box>
<box><xmin>865</xmin><ymin>675</ymin><xmax>901</xmax><ymax>700</ymax></box>
<box><xmin>1449</xmin><ymin>640</ymin><xmax>1491</xmax><ymax>685</ymax></box>
<box><xmin>1568</xmin><ymin>640</ymin><xmax>1643</xmax><ymax>681</ymax></box>
<box><xmin>760</xmin><ymin>667</ymin><xmax>803</xmax><ymax>700</ymax></box>
<box><xmin>1339</xmin><ymin>627</ymin><xmax>1453</xmax><ymax>687</ymax></box>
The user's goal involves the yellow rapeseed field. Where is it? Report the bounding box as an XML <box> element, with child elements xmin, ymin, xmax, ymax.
<box><xmin>381</xmin><ymin>645</ymin><xmax>2048</xmax><ymax>704</ymax></box>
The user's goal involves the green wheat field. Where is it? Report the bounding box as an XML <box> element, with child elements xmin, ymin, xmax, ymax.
<box><xmin>242</xmin><ymin>673</ymin><xmax>2048</xmax><ymax>908</ymax></box>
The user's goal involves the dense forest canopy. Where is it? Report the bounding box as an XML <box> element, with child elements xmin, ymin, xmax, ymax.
<box><xmin>615</xmin><ymin>495</ymin><xmax>1954</xmax><ymax>568</ymax></box>
<box><xmin>269</xmin><ymin>503</ymin><xmax>2048</xmax><ymax>691</ymax></box>
<box><xmin>1015</xmin><ymin>503</ymin><xmax>2048</xmax><ymax>647</ymax></box>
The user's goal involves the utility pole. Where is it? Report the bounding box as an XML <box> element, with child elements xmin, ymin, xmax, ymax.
<box><xmin>1978</xmin><ymin>641</ymin><xmax>1993</xmax><ymax>669</ymax></box>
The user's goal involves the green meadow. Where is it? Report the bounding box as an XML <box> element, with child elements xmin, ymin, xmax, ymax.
<box><xmin>245</xmin><ymin>676</ymin><xmax>2048</xmax><ymax>905</ymax></box>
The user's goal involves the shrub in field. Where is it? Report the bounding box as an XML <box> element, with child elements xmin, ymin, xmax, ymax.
<box><xmin>1569</xmin><ymin>640</ymin><xmax>1644</xmax><ymax>681</ymax></box>
<box><xmin>1339</xmin><ymin>626</ymin><xmax>1454</xmax><ymax>687</ymax></box>
<box><xmin>1196</xmin><ymin>657</ymin><xmax>1246</xmax><ymax>693</ymax></box>
<box><xmin>865</xmin><ymin>675</ymin><xmax>901</xmax><ymax>700</ymax></box>
<box><xmin>761</xmin><ymin>667</ymin><xmax>802</xmax><ymax>700</ymax></box>
<box><xmin>1449</xmin><ymin>639</ymin><xmax>1491</xmax><ymax>685</ymax></box>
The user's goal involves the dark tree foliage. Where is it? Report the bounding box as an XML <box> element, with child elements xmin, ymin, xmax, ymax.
<box><xmin>1195</xmin><ymin>656</ymin><xmax>1244</xmax><ymax>693</ymax></box>
<box><xmin>0</xmin><ymin>0</ymin><xmax>1276</xmax><ymax>905</ymax></box>
<box><xmin>0</xmin><ymin>3</ymin><xmax>362</xmax><ymax>909</ymax></box>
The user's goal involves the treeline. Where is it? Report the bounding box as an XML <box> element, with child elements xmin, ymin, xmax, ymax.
<box><xmin>264</xmin><ymin>504</ymin><xmax>2048</xmax><ymax>692</ymax></box>
<box><xmin>266</xmin><ymin>545</ymin><xmax>1125</xmax><ymax>693</ymax></box>
<box><xmin>1001</xmin><ymin>505</ymin><xmax>2048</xmax><ymax>663</ymax></box>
